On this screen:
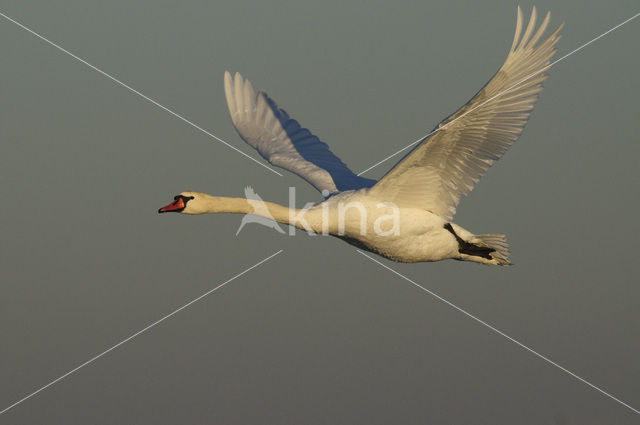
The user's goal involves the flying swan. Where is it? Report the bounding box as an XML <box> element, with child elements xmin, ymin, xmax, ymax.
<box><xmin>159</xmin><ymin>7</ymin><xmax>563</xmax><ymax>265</ymax></box>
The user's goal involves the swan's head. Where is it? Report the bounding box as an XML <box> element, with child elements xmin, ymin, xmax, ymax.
<box><xmin>158</xmin><ymin>192</ymin><xmax>197</xmax><ymax>214</ymax></box>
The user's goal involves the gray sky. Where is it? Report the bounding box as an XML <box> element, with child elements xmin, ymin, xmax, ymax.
<box><xmin>1</xmin><ymin>0</ymin><xmax>639</xmax><ymax>423</ymax></box>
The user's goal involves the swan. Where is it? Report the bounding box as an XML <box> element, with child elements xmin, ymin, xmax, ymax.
<box><xmin>159</xmin><ymin>7</ymin><xmax>562</xmax><ymax>265</ymax></box>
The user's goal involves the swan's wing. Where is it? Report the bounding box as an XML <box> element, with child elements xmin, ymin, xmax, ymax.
<box><xmin>370</xmin><ymin>7</ymin><xmax>563</xmax><ymax>220</ymax></box>
<box><xmin>225</xmin><ymin>71</ymin><xmax>376</xmax><ymax>195</ymax></box>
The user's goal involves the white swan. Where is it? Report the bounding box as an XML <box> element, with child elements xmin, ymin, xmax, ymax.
<box><xmin>159</xmin><ymin>7</ymin><xmax>563</xmax><ymax>265</ymax></box>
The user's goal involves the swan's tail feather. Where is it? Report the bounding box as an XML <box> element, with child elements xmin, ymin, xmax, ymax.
<box><xmin>470</xmin><ymin>234</ymin><xmax>511</xmax><ymax>266</ymax></box>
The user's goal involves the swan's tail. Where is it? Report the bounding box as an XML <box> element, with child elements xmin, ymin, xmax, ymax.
<box><xmin>469</xmin><ymin>234</ymin><xmax>511</xmax><ymax>266</ymax></box>
<box><xmin>444</xmin><ymin>223</ymin><xmax>512</xmax><ymax>266</ymax></box>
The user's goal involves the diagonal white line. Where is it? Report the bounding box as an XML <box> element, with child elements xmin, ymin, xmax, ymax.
<box><xmin>0</xmin><ymin>249</ymin><xmax>284</xmax><ymax>416</ymax></box>
<box><xmin>0</xmin><ymin>11</ymin><xmax>283</xmax><ymax>177</ymax></box>
<box><xmin>356</xmin><ymin>250</ymin><xmax>640</xmax><ymax>415</ymax></box>
<box><xmin>357</xmin><ymin>11</ymin><xmax>640</xmax><ymax>177</ymax></box>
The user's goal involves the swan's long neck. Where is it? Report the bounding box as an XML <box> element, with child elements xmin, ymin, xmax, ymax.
<box><xmin>187</xmin><ymin>193</ymin><xmax>318</xmax><ymax>231</ymax></box>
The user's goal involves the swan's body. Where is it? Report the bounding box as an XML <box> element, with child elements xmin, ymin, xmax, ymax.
<box><xmin>159</xmin><ymin>7</ymin><xmax>562</xmax><ymax>266</ymax></box>
<box><xmin>171</xmin><ymin>189</ymin><xmax>484</xmax><ymax>263</ymax></box>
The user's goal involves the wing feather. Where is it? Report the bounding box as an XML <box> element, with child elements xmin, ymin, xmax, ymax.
<box><xmin>371</xmin><ymin>7</ymin><xmax>563</xmax><ymax>219</ymax></box>
<box><xmin>224</xmin><ymin>71</ymin><xmax>375</xmax><ymax>194</ymax></box>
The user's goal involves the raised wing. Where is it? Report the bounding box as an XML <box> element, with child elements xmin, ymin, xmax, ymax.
<box><xmin>224</xmin><ymin>71</ymin><xmax>376</xmax><ymax>195</ymax></box>
<box><xmin>371</xmin><ymin>7</ymin><xmax>563</xmax><ymax>220</ymax></box>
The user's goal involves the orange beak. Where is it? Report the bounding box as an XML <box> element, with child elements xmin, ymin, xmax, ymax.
<box><xmin>158</xmin><ymin>197</ymin><xmax>185</xmax><ymax>213</ymax></box>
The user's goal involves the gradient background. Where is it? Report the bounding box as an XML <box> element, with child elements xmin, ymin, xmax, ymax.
<box><xmin>1</xmin><ymin>0</ymin><xmax>639</xmax><ymax>423</ymax></box>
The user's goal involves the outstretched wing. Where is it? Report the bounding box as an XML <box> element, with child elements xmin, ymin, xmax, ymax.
<box><xmin>224</xmin><ymin>71</ymin><xmax>376</xmax><ymax>195</ymax></box>
<box><xmin>371</xmin><ymin>7</ymin><xmax>563</xmax><ymax>220</ymax></box>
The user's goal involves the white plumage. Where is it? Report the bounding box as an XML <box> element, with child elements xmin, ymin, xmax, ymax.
<box><xmin>160</xmin><ymin>7</ymin><xmax>563</xmax><ymax>265</ymax></box>
<box><xmin>224</xmin><ymin>72</ymin><xmax>376</xmax><ymax>194</ymax></box>
<box><xmin>370</xmin><ymin>7</ymin><xmax>562</xmax><ymax>220</ymax></box>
